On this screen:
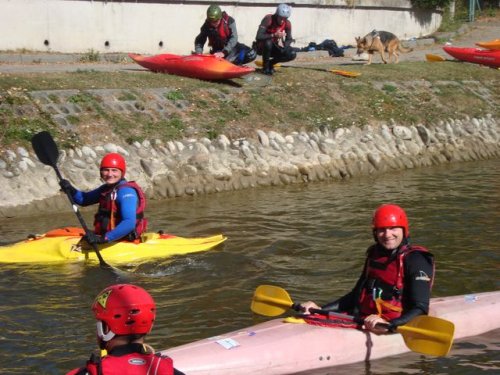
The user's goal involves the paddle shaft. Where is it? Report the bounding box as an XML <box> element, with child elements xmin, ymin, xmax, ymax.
<box><xmin>31</xmin><ymin>132</ymin><xmax>112</xmax><ymax>270</ymax></box>
<box><xmin>281</xmin><ymin>65</ymin><xmax>360</xmax><ymax>77</ymax></box>
<box><xmin>297</xmin><ymin>300</ymin><xmax>454</xmax><ymax>342</ymax></box>
<box><xmin>53</xmin><ymin>165</ymin><xmax>111</xmax><ymax>268</ymax></box>
<box><xmin>258</xmin><ymin>294</ymin><xmax>355</xmax><ymax>320</ymax></box>
<box><xmin>255</xmin><ymin>289</ymin><xmax>426</xmax><ymax>333</ymax></box>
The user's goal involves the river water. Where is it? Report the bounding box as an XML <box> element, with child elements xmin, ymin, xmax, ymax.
<box><xmin>0</xmin><ymin>159</ymin><xmax>499</xmax><ymax>374</ymax></box>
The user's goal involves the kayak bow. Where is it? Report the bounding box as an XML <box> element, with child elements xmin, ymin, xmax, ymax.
<box><xmin>443</xmin><ymin>46</ymin><xmax>500</xmax><ymax>68</ymax></box>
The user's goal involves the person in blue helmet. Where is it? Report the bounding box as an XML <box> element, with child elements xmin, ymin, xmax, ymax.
<box><xmin>194</xmin><ymin>4</ymin><xmax>256</xmax><ymax>65</ymax></box>
<box><xmin>254</xmin><ymin>3</ymin><xmax>297</xmax><ymax>75</ymax></box>
<box><xmin>59</xmin><ymin>153</ymin><xmax>147</xmax><ymax>244</ymax></box>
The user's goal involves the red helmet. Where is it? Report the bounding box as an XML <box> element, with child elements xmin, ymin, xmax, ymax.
<box><xmin>92</xmin><ymin>284</ymin><xmax>156</xmax><ymax>341</ymax></box>
<box><xmin>372</xmin><ymin>204</ymin><xmax>409</xmax><ymax>237</ymax></box>
<box><xmin>100</xmin><ymin>153</ymin><xmax>126</xmax><ymax>176</ymax></box>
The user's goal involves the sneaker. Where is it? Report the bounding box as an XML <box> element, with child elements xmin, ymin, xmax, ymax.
<box><xmin>262</xmin><ymin>68</ymin><xmax>274</xmax><ymax>75</ymax></box>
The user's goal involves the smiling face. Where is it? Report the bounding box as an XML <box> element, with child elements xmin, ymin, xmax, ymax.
<box><xmin>100</xmin><ymin>167</ymin><xmax>123</xmax><ymax>185</ymax></box>
<box><xmin>375</xmin><ymin>227</ymin><xmax>404</xmax><ymax>250</ymax></box>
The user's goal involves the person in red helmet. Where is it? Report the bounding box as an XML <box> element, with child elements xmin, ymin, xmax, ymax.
<box><xmin>300</xmin><ymin>204</ymin><xmax>434</xmax><ymax>334</ymax></box>
<box><xmin>59</xmin><ymin>153</ymin><xmax>147</xmax><ymax>244</ymax></box>
<box><xmin>66</xmin><ymin>284</ymin><xmax>178</xmax><ymax>375</ymax></box>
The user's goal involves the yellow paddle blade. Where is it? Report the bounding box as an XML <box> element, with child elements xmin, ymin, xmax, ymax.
<box><xmin>254</xmin><ymin>60</ymin><xmax>282</xmax><ymax>69</ymax></box>
<box><xmin>426</xmin><ymin>54</ymin><xmax>446</xmax><ymax>62</ymax></box>
<box><xmin>251</xmin><ymin>285</ymin><xmax>293</xmax><ymax>316</ymax></box>
<box><xmin>397</xmin><ymin>315</ymin><xmax>455</xmax><ymax>356</ymax></box>
<box><xmin>329</xmin><ymin>69</ymin><xmax>361</xmax><ymax>78</ymax></box>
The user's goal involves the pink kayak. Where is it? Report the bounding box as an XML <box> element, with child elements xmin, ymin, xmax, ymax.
<box><xmin>128</xmin><ymin>53</ymin><xmax>255</xmax><ymax>80</ymax></box>
<box><xmin>443</xmin><ymin>46</ymin><xmax>500</xmax><ymax>68</ymax></box>
<box><xmin>162</xmin><ymin>291</ymin><xmax>500</xmax><ymax>374</ymax></box>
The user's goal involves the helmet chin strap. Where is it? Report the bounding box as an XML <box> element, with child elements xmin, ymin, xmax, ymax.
<box><xmin>97</xmin><ymin>321</ymin><xmax>116</xmax><ymax>342</ymax></box>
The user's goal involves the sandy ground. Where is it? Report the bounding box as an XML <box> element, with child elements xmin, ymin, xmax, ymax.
<box><xmin>0</xmin><ymin>17</ymin><xmax>498</xmax><ymax>74</ymax></box>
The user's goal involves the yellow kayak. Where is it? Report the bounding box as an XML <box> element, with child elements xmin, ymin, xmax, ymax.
<box><xmin>0</xmin><ymin>227</ymin><xmax>226</xmax><ymax>264</ymax></box>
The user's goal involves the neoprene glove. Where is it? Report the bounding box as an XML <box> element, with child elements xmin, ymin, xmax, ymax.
<box><xmin>83</xmin><ymin>232</ymin><xmax>106</xmax><ymax>245</ymax></box>
<box><xmin>59</xmin><ymin>179</ymin><xmax>76</xmax><ymax>195</ymax></box>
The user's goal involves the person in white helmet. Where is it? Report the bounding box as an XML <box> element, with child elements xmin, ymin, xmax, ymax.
<box><xmin>254</xmin><ymin>3</ymin><xmax>297</xmax><ymax>75</ymax></box>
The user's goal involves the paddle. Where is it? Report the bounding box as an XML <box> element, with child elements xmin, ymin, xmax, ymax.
<box><xmin>31</xmin><ymin>131</ymin><xmax>119</xmax><ymax>273</ymax></box>
<box><xmin>251</xmin><ymin>285</ymin><xmax>455</xmax><ymax>357</ymax></box>
<box><xmin>254</xmin><ymin>60</ymin><xmax>360</xmax><ymax>77</ymax></box>
<box><xmin>425</xmin><ymin>53</ymin><xmax>447</xmax><ymax>62</ymax></box>
<box><xmin>282</xmin><ymin>65</ymin><xmax>361</xmax><ymax>77</ymax></box>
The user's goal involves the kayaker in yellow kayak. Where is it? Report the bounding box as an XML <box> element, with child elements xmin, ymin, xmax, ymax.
<box><xmin>59</xmin><ymin>153</ymin><xmax>147</xmax><ymax>245</ymax></box>
<box><xmin>300</xmin><ymin>204</ymin><xmax>435</xmax><ymax>335</ymax></box>
<box><xmin>194</xmin><ymin>4</ymin><xmax>257</xmax><ymax>65</ymax></box>
<box><xmin>66</xmin><ymin>284</ymin><xmax>177</xmax><ymax>375</ymax></box>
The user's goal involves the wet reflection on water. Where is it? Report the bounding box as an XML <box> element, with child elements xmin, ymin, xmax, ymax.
<box><xmin>0</xmin><ymin>159</ymin><xmax>499</xmax><ymax>374</ymax></box>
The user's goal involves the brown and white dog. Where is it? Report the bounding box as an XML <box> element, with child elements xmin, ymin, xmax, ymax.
<box><xmin>355</xmin><ymin>30</ymin><xmax>412</xmax><ymax>65</ymax></box>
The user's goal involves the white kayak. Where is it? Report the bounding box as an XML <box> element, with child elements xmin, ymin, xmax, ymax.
<box><xmin>162</xmin><ymin>291</ymin><xmax>500</xmax><ymax>374</ymax></box>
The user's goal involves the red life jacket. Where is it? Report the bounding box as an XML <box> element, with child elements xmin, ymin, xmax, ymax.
<box><xmin>263</xmin><ymin>14</ymin><xmax>288</xmax><ymax>43</ymax></box>
<box><xmin>255</xmin><ymin>14</ymin><xmax>289</xmax><ymax>54</ymax></box>
<box><xmin>66</xmin><ymin>351</ymin><xmax>174</xmax><ymax>375</ymax></box>
<box><xmin>208</xmin><ymin>12</ymin><xmax>231</xmax><ymax>51</ymax></box>
<box><xmin>94</xmin><ymin>180</ymin><xmax>147</xmax><ymax>239</ymax></box>
<box><xmin>358</xmin><ymin>244</ymin><xmax>434</xmax><ymax>320</ymax></box>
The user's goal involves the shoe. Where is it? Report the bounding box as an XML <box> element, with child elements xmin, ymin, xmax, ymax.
<box><xmin>262</xmin><ymin>59</ymin><xmax>274</xmax><ymax>75</ymax></box>
<box><xmin>262</xmin><ymin>68</ymin><xmax>274</xmax><ymax>76</ymax></box>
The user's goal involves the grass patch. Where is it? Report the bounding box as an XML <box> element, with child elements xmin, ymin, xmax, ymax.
<box><xmin>79</xmin><ymin>49</ymin><xmax>100</xmax><ymax>63</ymax></box>
<box><xmin>117</xmin><ymin>91</ymin><xmax>137</xmax><ymax>101</ymax></box>
<box><xmin>0</xmin><ymin>58</ymin><xmax>498</xmax><ymax>150</ymax></box>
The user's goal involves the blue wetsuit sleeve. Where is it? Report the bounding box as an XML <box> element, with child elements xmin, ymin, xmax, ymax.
<box><xmin>104</xmin><ymin>186</ymin><xmax>138</xmax><ymax>242</ymax></box>
<box><xmin>73</xmin><ymin>186</ymin><xmax>103</xmax><ymax>206</ymax></box>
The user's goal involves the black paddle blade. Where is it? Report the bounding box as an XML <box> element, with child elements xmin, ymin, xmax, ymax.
<box><xmin>31</xmin><ymin>131</ymin><xmax>59</xmax><ymax>167</ymax></box>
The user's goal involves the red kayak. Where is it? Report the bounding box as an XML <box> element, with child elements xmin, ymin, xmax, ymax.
<box><xmin>443</xmin><ymin>46</ymin><xmax>500</xmax><ymax>68</ymax></box>
<box><xmin>128</xmin><ymin>53</ymin><xmax>255</xmax><ymax>80</ymax></box>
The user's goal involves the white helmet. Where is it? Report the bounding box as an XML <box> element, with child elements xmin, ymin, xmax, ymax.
<box><xmin>276</xmin><ymin>3</ymin><xmax>291</xmax><ymax>18</ymax></box>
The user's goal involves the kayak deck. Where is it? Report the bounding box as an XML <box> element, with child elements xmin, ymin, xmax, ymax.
<box><xmin>162</xmin><ymin>291</ymin><xmax>500</xmax><ymax>374</ymax></box>
<box><xmin>0</xmin><ymin>227</ymin><xmax>226</xmax><ymax>264</ymax></box>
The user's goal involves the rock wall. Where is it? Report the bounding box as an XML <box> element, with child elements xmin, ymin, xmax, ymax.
<box><xmin>1</xmin><ymin>115</ymin><xmax>498</xmax><ymax>218</ymax></box>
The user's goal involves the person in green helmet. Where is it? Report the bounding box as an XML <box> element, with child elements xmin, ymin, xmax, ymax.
<box><xmin>194</xmin><ymin>4</ymin><xmax>256</xmax><ymax>65</ymax></box>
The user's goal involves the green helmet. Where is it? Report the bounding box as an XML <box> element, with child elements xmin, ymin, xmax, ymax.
<box><xmin>206</xmin><ymin>4</ymin><xmax>222</xmax><ymax>22</ymax></box>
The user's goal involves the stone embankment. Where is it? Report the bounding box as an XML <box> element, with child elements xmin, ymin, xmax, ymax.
<box><xmin>1</xmin><ymin>114</ymin><xmax>498</xmax><ymax>218</ymax></box>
